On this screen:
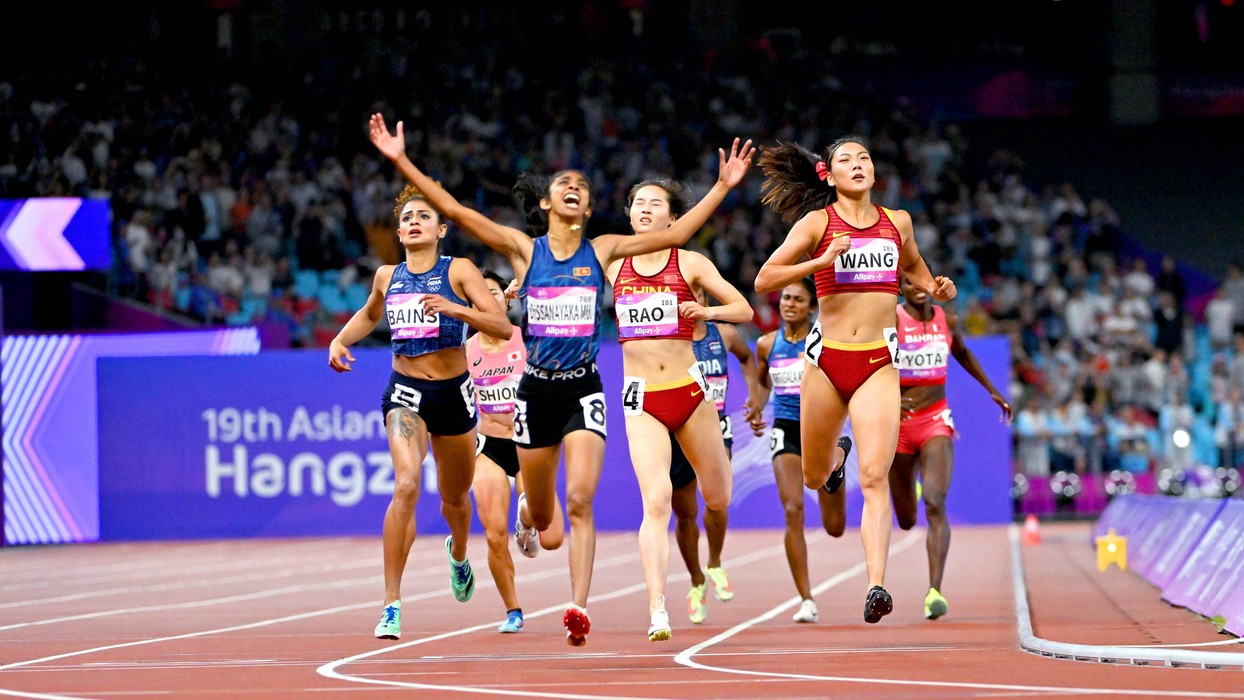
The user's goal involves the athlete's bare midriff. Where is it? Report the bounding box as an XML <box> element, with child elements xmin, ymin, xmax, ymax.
<box><xmin>901</xmin><ymin>383</ymin><xmax>947</xmax><ymax>412</ymax></box>
<box><xmin>392</xmin><ymin>346</ymin><xmax>468</xmax><ymax>381</ymax></box>
<box><xmin>817</xmin><ymin>291</ymin><xmax>900</xmax><ymax>343</ymax></box>
<box><xmin>621</xmin><ymin>337</ymin><xmax>698</xmax><ymax>382</ymax></box>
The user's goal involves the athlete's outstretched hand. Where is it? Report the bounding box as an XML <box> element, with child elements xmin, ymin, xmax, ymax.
<box><xmin>992</xmin><ymin>393</ymin><xmax>1014</xmax><ymax>424</ymax></box>
<box><xmin>369</xmin><ymin>113</ymin><xmax>405</xmax><ymax>161</ymax></box>
<box><xmin>931</xmin><ymin>275</ymin><xmax>957</xmax><ymax>301</ymax></box>
<box><xmin>716</xmin><ymin>137</ymin><xmax>756</xmax><ymax>190</ymax></box>
<box><xmin>328</xmin><ymin>338</ymin><xmax>355</xmax><ymax>373</ymax></box>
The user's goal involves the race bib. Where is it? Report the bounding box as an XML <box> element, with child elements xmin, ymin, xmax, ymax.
<box><xmin>527</xmin><ymin>286</ymin><xmax>596</xmax><ymax>337</ymax></box>
<box><xmin>898</xmin><ymin>339</ymin><xmax>949</xmax><ymax>382</ymax></box>
<box><xmin>705</xmin><ymin>375</ymin><xmax>728</xmax><ymax>412</ymax></box>
<box><xmin>474</xmin><ymin>375</ymin><xmax>519</xmax><ymax>414</ymax></box>
<box><xmin>615</xmin><ymin>291</ymin><xmax>679</xmax><ymax>338</ymax></box>
<box><xmin>770</xmin><ymin>357</ymin><xmax>804</xmax><ymax>396</ymax></box>
<box><xmin>386</xmin><ymin>294</ymin><xmax>439</xmax><ymax>339</ymax></box>
<box><xmin>835</xmin><ymin>238</ymin><xmax>899</xmax><ymax>285</ymax></box>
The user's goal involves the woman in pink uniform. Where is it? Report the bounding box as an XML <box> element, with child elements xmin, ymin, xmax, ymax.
<box><xmin>754</xmin><ymin>137</ymin><xmax>956</xmax><ymax>623</ymax></box>
<box><xmin>890</xmin><ymin>274</ymin><xmax>1011</xmax><ymax>620</ymax></box>
<box><xmin>467</xmin><ymin>269</ymin><xmax>566</xmax><ymax>634</ymax></box>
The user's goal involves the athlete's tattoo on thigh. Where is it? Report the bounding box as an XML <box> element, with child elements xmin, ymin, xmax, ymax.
<box><xmin>389</xmin><ymin>408</ymin><xmax>420</xmax><ymax>441</ymax></box>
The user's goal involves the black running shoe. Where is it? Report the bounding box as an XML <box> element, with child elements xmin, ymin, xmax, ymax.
<box><xmin>864</xmin><ymin>585</ymin><xmax>893</xmax><ymax>624</ymax></box>
<box><xmin>823</xmin><ymin>435</ymin><xmax>852</xmax><ymax>494</ymax></box>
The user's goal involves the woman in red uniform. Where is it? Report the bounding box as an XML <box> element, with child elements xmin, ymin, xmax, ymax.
<box><xmin>607</xmin><ymin>178</ymin><xmax>753</xmax><ymax>641</ymax></box>
<box><xmin>755</xmin><ymin>138</ymin><xmax>956</xmax><ymax>623</ymax></box>
<box><xmin>891</xmin><ymin>274</ymin><xmax>1012</xmax><ymax>620</ymax></box>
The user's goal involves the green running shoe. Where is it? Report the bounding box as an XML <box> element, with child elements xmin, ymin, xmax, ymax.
<box><xmin>446</xmin><ymin>536</ymin><xmax>475</xmax><ymax>602</ymax></box>
<box><xmin>924</xmin><ymin>587</ymin><xmax>948</xmax><ymax>620</ymax></box>
<box><xmin>374</xmin><ymin>600</ymin><xmax>401</xmax><ymax>640</ymax></box>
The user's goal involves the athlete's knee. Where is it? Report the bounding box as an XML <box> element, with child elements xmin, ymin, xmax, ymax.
<box><xmin>856</xmin><ymin>464</ymin><xmax>888</xmax><ymax>492</ymax></box>
<box><xmin>564</xmin><ymin>490</ymin><xmax>594</xmax><ymax>524</ymax></box>
<box><xmin>701</xmin><ymin>482</ymin><xmax>730</xmax><ymax>512</ymax></box>
<box><xmin>783</xmin><ymin>500</ymin><xmax>805</xmax><ymax>526</ymax></box>
<box><xmin>485</xmin><ymin>526</ymin><xmax>509</xmax><ymax>552</ymax></box>
<box><xmin>895</xmin><ymin>511</ymin><xmax>918</xmax><ymax>530</ymax></box>
<box><xmin>923</xmin><ymin>492</ymin><xmax>947</xmax><ymax>520</ymax></box>
<box><xmin>823</xmin><ymin>520</ymin><xmax>845</xmax><ymax>538</ymax></box>
<box><xmin>391</xmin><ymin>474</ymin><xmax>420</xmax><ymax>506</ymax></box>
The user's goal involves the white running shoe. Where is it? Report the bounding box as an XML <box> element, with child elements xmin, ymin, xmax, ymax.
<box><xmin>648</xmin><ymin>597</ymin><xmax>671</xmax><ymax>642</ymax></box>
<box><xmin>792</xmin><ymin>598</ymin><xmax>819</xmax><ymax>623</ymax></box>
<box><xmin>514</xmin><ymin>493</ymin><xmax>540</xmax><ymax>559</ymax></box>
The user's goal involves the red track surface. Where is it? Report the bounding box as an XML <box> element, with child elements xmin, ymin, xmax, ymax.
<box><xmin>2</xmin><ymin>521</ymin><xmax>1241</xmax><ymax>699</ymax></box>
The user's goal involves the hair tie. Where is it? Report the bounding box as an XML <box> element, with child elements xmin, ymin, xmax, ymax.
<box><xmin>814</xmin><ymin>161</ymin><xmax>829</xmax><ymax>181</ymax></box>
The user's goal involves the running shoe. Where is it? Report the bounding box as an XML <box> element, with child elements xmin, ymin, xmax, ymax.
<box><xmin>514</xmin><ymin>493</ymin><xmax>541</xmax><ymax>559</ymax></box>
<box><xmin>446</xmin><ymin>536</ymin><xmax>475</xmax><ymax>603</ymax></box>
<box><xmin>564</xmin><ymin>603</ymin><xmax>591</xmax><ymax>646</ymax></box>
<box><xmin>924</xmin><ymin>587</ymin><xmax>948</xmax><ymax>620</ymax></box>
<box><xmin>648</xmin><ymin>600</ymin><xmax>672</xmax><ymax>642</ymax></box>
<box><xmin>687</xmin><ymin>582</ymin><xmax>708</xmax><ymax>624</ymax></box>
<box><xmin>864</xmin><ymin>584</ymin><xmax>893</xmax><ymax>624</ymax></box>
<box><xmin>823</xmin><ymin>435</ymin><xmax>853</xmax><ymax>494</ymax></box>
<box><xmin>374</xmin><ymin>600</ymin><xmax>402</xmax><ymax>640</ymax></box>
<box><xmin>499</xmin><ymin>609</ymin><xmax>524</xmax><ymax>633</ymax></box>
<box><xmin>705</xmin><ymin>566</ymin><xmax>734</xmax><ymax>602</ymax></box>
<box><xmin>792</xmin><ymin>598</ymin><xmax>819</xmax><ymax>623</ymax></box>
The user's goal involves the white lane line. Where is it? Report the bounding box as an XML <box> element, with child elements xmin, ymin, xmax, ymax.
<box><xmin>673</xmin><ymin>529</ymin><xmax>1244</xmax><ymax>698</ymax></box>
<box><xmin>316</xmin><ymin>540</ymin><xmax>795</xmax><ymax>699</ymax></box>
<box><xmin>0</xmin><ymin>547</ymin><xmax>638</xmax><ymax>674</ymax></box>
<box><xmin>0</xmin><ymin>557</ymin><xmax>379</xmax><ymax>610</ymax></box>
<box><xmin>1009</xmin><ymin>524</ymin><xmax>1244</xmax><ymax>670</ymax></box>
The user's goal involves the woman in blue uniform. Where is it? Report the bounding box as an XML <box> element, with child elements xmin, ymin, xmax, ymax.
<box><xmin>329</xmin><ymin>185</ymin><xmax>512</xmax><ymax>641</ymax></box>
<box><xmin>751</xmin><ymin>279</ymin><xmax>851</xmax><ymax>624</ymax></box>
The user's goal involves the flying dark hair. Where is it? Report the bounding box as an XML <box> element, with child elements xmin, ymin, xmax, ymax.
<box><xmin>758</xmin><ymin>137</ymin><xmax>870</xmax><ymax>224</ymax></box>
<box><xmin>511</xmin><ymin>169</ymin><xmax>592</xmax><ymax>237</ymax></box>
<box><xmin>480</xmin><ymin>268</ymin><xmax>507</xmax><ymax>289</ymax></box>
<box><xmin>626</xmin><ymin>178</ymin><xmax>693</xmax><ymax>218</ymax></box>
<box><xmin>794</xmin><ymin>276</ymin><xmax>815</xmax><ymax>298</ymax></box>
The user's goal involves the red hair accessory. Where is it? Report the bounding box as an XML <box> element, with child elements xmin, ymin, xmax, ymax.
<box><xmin>814</xmin><ymin>161</ymin><xmax>829</xmax><ymax>181</ymax></box>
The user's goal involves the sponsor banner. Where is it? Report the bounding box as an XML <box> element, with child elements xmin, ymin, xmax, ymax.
<box><xmin>1162</xmin><ymin>499</ymin><xmax>1244</xmax><ymax>615</ymax></box>
<box><xmin>0</xmin><ymin>198</ymin><xmax>111</xmax><ymax>271</ymax></box>
<box><xmin>96</xmin><ymin>336</ymin><xmax>1013</xmax><ymax>541</ymax></box>
<box><xmin>3</xmin><ymin>329</ymin><xmax>259</xmax><ymax>544</ymax></box>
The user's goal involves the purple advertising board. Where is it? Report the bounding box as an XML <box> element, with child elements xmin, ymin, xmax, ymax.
<box><xmin>2</xmin><ymin>328</ymin><xmax>260</xmax><ymax>545</ymax></box>
<box><xmin>97</xmin><ymin>336</ymin><xmax>1012</xmax><ymax>541</ymax></box>
<box><xmin>1162</xmin><ymin>499</ymin><xmax>1244</xmax><ymax>614</ymax></box>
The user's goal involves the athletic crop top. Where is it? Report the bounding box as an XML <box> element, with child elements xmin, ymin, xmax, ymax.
<box><xmin>385</xmin><ymin>257</ymin><xmax>468</xmax><ymax>358</ymax></box>
<box><xmin>466</xmin><ymin>326</ymin><xmax>525</xmax><ymax>414</ymax></box>
<box><xmin>613</xmin><ymin>249</ymin><xmax>695</xmax><ymax>342</ymax></box>
<box><xmin>693</xmin><ymin>322</ymin><xmax>729</xmax><ymax>414</ymax></box>
<box><xmin>769</xmin><ymin>325</ymin><xmax>804</xmax><ymax>422</ymax></box>
<box><xmin>520</xmin><ymin>235</ymin><xmax>605</xmax><ymax>370</ymax></box>
<box><xmin>812</xmin><ymin>204</ymin><xmax>901</xmax><ymax>298</ymax></box>
<box><xmin>896</xmin><ymin>304</ymin><xmax>950</xmax><ymax>387</ymax></box>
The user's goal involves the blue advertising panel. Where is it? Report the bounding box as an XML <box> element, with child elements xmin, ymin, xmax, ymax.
<box><xmin>2</xmin><ymin>328</ymin><xmax>260</xmax><ymax>545</ymax></box>
<box><xmin>0</xmin><ymin>198</ymin><xmax>111</xmax><ymax>270</ymax></box>
<box><xmin>97</xmin><ymin>336</ymin><xmax>1012</xmax><ymax>541</ymax></box>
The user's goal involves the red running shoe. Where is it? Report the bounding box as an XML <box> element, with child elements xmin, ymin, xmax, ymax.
<box><xmin>563</xmin><ymin>604</ymin><xmax>590</xmax><ymax>646</ymax></box>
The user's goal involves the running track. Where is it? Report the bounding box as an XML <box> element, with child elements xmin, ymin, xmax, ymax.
<box><xmin>1</xmin><ymin>522</ymin><xmax>1241</xmax><ymax>699</ymax></box>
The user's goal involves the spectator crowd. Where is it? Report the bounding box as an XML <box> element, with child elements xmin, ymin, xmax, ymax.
<box><xmin>4</xmin><ymin>6</ymin><xmax>1244</xmax><ymax>481</ymax></box>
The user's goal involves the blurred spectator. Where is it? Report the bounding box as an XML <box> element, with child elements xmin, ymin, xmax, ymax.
<box><xmin>1215</xmin><ymin>387</ymin><xmax>1244</xmax><ymax>469</ymax></box>
<box><xmin>1015</xmin><ymin>399</ymin><xmax>1052</xmax><ymax>476</ymax></box>
<box><xmin>1152</xmin><ymin>290</ymin><xmax>1185</xmax><ymax>356</ymax></box>
<box><xmin>1206</xmin><ymin>287</ymin><xmax>1236</xmax><ymax>351</ymax></box>
<box><xmin>1109</xmin><ymin>406</ymin><xmax>1156</xmax><ymax>475</ymax></box>
<box><xmin>1224</xmin><ymin>262</ymin><xmax>1244</xmax><ymax>332</ymax></box>
<box><xmin>1155</xmin><ymin>255</ymin><xmax>1187</xmax><ymax>308</ymax></box>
